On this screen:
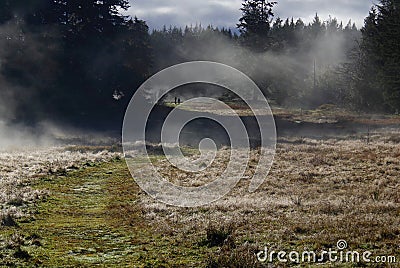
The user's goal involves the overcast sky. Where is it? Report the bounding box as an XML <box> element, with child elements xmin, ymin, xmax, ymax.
<box><xmin>125</xmin><ymin>0</ymin><xmax>374</xmax><ymax>30</ymax></box>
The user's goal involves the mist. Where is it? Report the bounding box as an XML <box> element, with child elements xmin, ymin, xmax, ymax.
<box><xmin>150</xmin><ymin>17</ymin><xmax>360</xmax><ymax>108</ymax></box>
<box><xmin>0</xmin><ymin>3</ymin><xmax>145</xmax><ymax>148</ymax></box>
<box><xmin>0</xmin><ymin>1</ymin><xmax>366</xmax><ymax>149</ymax></box>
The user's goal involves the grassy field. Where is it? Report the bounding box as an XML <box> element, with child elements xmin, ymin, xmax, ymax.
<box><xmin>1</xmin><ymin>134</ymin><xmax>399</xmax><ymax>267</ymax></box>
<box><xmin>0</xmin><ymin>158</ymin><xmax>214</xmax><ymax>267</ymax></box>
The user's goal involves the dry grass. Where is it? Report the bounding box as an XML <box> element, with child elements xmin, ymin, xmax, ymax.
<box><xmin>272</xmin><ymin>105</ymin><xmax>400</xmax><ymax>125</ymax></box>
<box><xmin>135</xmin><ymin>133</ymin><xmax>400</xmax><ymax>265</ymax></box>
<box><xmin>0</xmin><ymin>130</ymin><xmax>399</xmax><ymax>266</ymax></box>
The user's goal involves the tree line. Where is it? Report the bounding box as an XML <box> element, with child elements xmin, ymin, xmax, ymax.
<box><xmin>0</xmin><ymin>0</ymin><xmax>399</xmax><ymax>129</ymax></box>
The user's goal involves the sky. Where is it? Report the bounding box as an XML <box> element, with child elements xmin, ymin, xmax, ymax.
<box><xmin>125</xmin><ymin>0</ymin><xmax>375</xmax><ymax>30</ymax></box>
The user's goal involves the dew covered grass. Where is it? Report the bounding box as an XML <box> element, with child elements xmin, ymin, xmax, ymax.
<box><xmin>0</xmin><ymin>135</ymin><xmax>399</xmax><ymax>267</ymax></box>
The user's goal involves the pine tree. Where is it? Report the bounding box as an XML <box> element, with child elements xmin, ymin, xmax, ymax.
<box><xmin>237</xmin><ymin>0</ymin><xmax>277</xmax><ymax>52</ymax></box>
<box><xmin>355</xmin><ymin>0</ymin><xmax>400</xmax><ymax>111</ymax></box>
<box><xmin>376</xmin><ymin>0</ymin><xmax>400</xmax><ymax>110</ymax></box>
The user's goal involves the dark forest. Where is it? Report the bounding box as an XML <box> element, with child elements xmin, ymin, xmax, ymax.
<box><xmin>0</xmin><ymin>0</ymin><xmax>399</xmax><ymax>130</ymax></box>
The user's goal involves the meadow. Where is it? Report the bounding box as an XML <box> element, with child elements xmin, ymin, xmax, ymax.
<box><xmin>0</xmin><ymin>124</ymin><xmax>399</xmax><ymax>266</ymax></box>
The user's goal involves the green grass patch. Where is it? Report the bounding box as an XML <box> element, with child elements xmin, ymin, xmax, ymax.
<box><xmin>0</xmin><ymin>160</ymin><xmax>212</xmax><ymax>267</ymax></box>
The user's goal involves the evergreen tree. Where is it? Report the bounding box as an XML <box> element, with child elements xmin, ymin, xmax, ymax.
<box><xmin>376</xmin><ymin>0</ymin><xmax>400</xmax><ymax>110</ymax></box>
<box><xmin>0</xmin><ymin>0</ymin><xmax>152</xmax><ymax>127</ymax></box>
<box><xmin>237</xmin><ymin>0</ymin><xmax>277</xmax><ymax>52</ymax></box>
<box><xmin>353</xmin><ymin>0</ymin><xmax>400</xmax><ymax>111</ymax></box>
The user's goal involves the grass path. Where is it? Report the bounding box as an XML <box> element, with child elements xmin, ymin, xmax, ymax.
<box><xmin>16</xmin><ymin>159</ymin><xmax>207</xmax><ymax>267</ymax></box>
<box><xmin>24</xmin><ymin>160</ymin><xmax>146</xmax><ymax>266</ymax></box>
